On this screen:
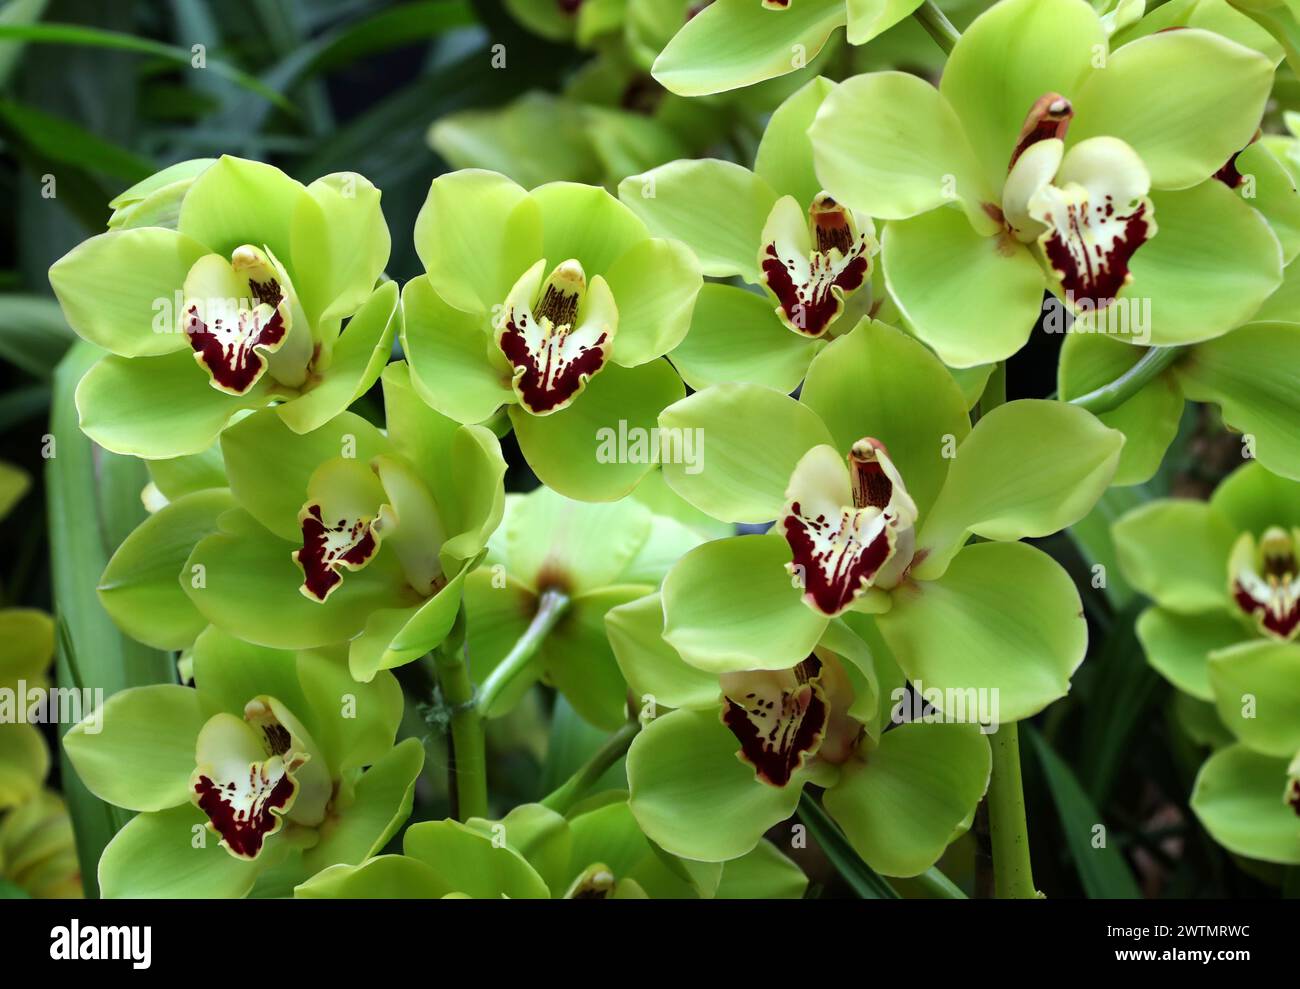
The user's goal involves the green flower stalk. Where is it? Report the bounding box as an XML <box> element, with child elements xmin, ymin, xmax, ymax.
<box><xmin>655</xmin><ymin>318</ymin><xmax>1121</xmax><ymax>721</ymax></box>
<box><xmin>610</xmin><ymin>590</ymin><xmax>990</xmax><ymax>873</ymax></box>
<box><xmin>465</xmin><ymin>484</ymin><xmax>707</xmax><ymax>729</ymax></box>
<box><xmin>620</xmin><ymin>76</ymin><xmax>884</xmax><ymax>394</ymax></box>
<box><xmin>808</xmin><ymin>0</ymin><xmax>1281</xmax><ymax>367</ymax></box>
<box><xmin>63</xmin><ymin>627</ymin><xmax>423</xmax><ymax>898</ymax></box>
<box><xmin>297</xmin><ymin>798</ymin><xmax>808</xmax><ymax>898</ymax></box>
<box><xmin>48</xmin><ymin>155</ymin><xmax>394</xmax><ymax>459</ymax></box>
<box><xmin>402</xmin><ymin>169</ymin><xmax>700</xmax><ymax>501</ymax></box>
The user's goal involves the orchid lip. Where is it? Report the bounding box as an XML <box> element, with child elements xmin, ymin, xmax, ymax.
<box><xmin>293</xmin><ymin>503</ymin><xmax>381</xmax><ymax>603</ymax></box>
<box><xmin>1230</xmin><ymin>528</ymin><xmax>1300</xmax><ymax>641</ymax></box>
<box><xmin>720</xmin><ymin>655</ymin><xmax>828</xmax><ymax>788</ymax></box>
<box><xmin>760</xmin><ymin>193</ymin><xmax>873</xmax><ymax>339</ymax></box>
<box><xmin>496</xmin><ymin>258</ymin><xmax>616</xmax><ymax>415</ymax></box>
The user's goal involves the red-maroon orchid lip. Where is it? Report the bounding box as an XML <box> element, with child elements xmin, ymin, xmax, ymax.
<box><xmin>294</xmin><ymin>504</ymin><xmax>379</xmax><ymax>602</ymax></box>
<box><xmin>193</xmin><ymin>765</ymin><xmax>297</xmax><ymax>859</ymax></box>
<box><xmin>1231</xmin><ymin>528</ymin><xmax>1300</xmax><ymax>640</ymax></box>
<box><xmin>720</xmin><ymin>655</ymin><xmax>828</xmax><ymax>787</ymax></box>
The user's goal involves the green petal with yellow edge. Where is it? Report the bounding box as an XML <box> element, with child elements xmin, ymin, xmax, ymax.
<box><xmin>184</xmin><ymin>509</ymin><xmax>407</xmax><ymax>651</ymax></box>
<box><xmin>275</xmin><ymin>280</ymin><xmax>399</xmax><ymax>436</ymax></box>
<box><xmin>98</xmin><ymin>488</ymin><xmax>235</xmax><ymax>651</ymax></box>
<box><xmin>76</xmin><ymin>349</ymin><xmax>269</xmax><ymax>459</ymax></box>
<box><xmin>48</xmin><ymin>227</ymin><xmax>208</xmax><ymax>357</ymax></box>
<box><xmin>652</xmin><ymin>0</ymin><xmax>847</xmax><ymax>98</ymax></box>
<box><xmin>607</xmin><ymin>592</ymin><xmax>720</xmax><ymax>713</ymax></box>
<box><xmin>1070</xmin><ymin>29</ymin><xmax>1272</xmax><ymax>191</ymax></box>
<box><xmin>755</xmin><ymin>76</ymin><xmax>837</xmax><ymax>211</ymax></box>
<box><xmin>1137</xmin><ymin>606</ymin><xmax>1250</xmax><ymax>701</ymax></box>
<box><xmin>1209</xmin><ymin>640</ymin><xmax>1300</xmax><ymax>757</ymax></box>
<box><xmin>302</xmin><ymin>737</ymin><xmax>424</xmax><ymax>876</ymax></box>
<box><xmin>400</xmin><ymin>275</ymin><xmax>511</xmax><ymax>425</ymax></box>
<box><xmin>98</xmin><ymin>803</ymin><xmax>269</xmax><ymax>898</ymax></box>
<box><xmin>801</xmin><ymin>319</ymin><xmax>970</xmax><ymax>521</ymax></box>
<box><xmin>221</xmin><ymin>408</ymin><xmax>390</xmax><ymax>542</ymax></box>
<box><xmin>940</xmin><ymin>0</ymin><xmax>1104</xmax><ymax>191</ymax></box>
<box><xmin>1057</xmin><ymin>333</ymin><xmax>1182</xmax><ymax>486</ymax></box>
<box><xmin>878</xmin><ymin>542</ymin><xmax>1088</xmax><ymax>722</ymax></box>
<box><xmin>915</xmin><ymin>400</ymin><xmax>1123</xmax><ymax>579</ymax></box>
<box><xmin>659</xmin><ymin>383</ymin><xmax>833</xmax><ymax>525</ymax></box>
<box><xmin>402</xmin><ymin>819</ymin><xmax>550</xmax><ymax>898</ymax></box>
<box><xmin>0</xmin><ymin>724</ymin><xmax>47</xmax><ymax>810</ymax></box>
<box><xmin>1177</xmin><ymin>322</ymin><xmax>1300</xmax><ymax>481</ymax></box>
<box><xmin>1111</xmin><ymin>183</ymin><xmax>1282</xmax><ymax>348</ymax></box>
<box><xmin>290</xmin><ymin>171</ymin><xmax>390</xmax><ymax>325</ymax></box>
<box><xmin>627</xmin><ymin>707</ymin><xmax>806</xmax><ymax>862</ymax></box>
<box><xmin>662</xmin><ymin>534</ymin><xmax>828</xmax><ymax>674</ymax></box>
<box><xmin>604</xmin><ymin>237</ymin><xmax>700</xmax><ymax>368</ymax></box>
<box><xmin>1209</xmin><ymin>461</ymin><xmax>1300</xmax><ymax>535</ymax></box>
<box><xmin>825</xmin><ymin>721</ymin><xmax>990</xmax><ymax>877</ymax></box>
<box><xmin>670</xmin><ymin>283</ymin><xmax>816</xmax><ymax>395</ymax></box>
<box><xmin>883</xmin><ymin>207</ymin><xmax>1045</xmax><ymax>369</ymax></box>
<box><xmin>1191</xmin><ymin>743</ymin><xmax>1300</xmax><ymax>865</ymax></box>
<box><xmin>511</xmin><ymin>358</ymin><xmax>684</xmax><ymax>503</ymax></box>
<box><xmin>63</xmin><ymin>684</ymin><xmax>204</xmax><ymax>813</ymax></box>
<box><xmin>618</xmin><ymin>160</ymin><xmax>778</xmax><ymax>283</ymax></box>
<box><xmin>1111</xmin><ymin>498</ymin><xmax>1238</xmax><ymax>613</ymax></box>
<box><xmin>810</xmin><ymin>72</ymin><xmax>994</xmax><ymax>229</ymax></box>
<box><xmin>413</xmin><ymin>169</ymin><xmax>543</xmax><ymax>316</ymax></box>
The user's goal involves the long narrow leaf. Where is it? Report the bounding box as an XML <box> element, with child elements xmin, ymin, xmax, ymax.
<box><xmin>797</xmin><ymin>792</ymin><xmax>900</xmax><ymax>899</ymax></box>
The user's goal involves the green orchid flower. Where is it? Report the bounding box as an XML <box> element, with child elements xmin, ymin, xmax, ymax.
<box><xmin>62</xmin><ymin>626</ymin><xmax>423</xmax><ymax>898</ymax></box>
<box><xmin>1</xmin><ymin>792</ymin><xmax>83</xmax><ymax>899</ymax></box>
<box><xmin>620</xmin><ymin>76</ymin><xmax>887</xmax><ymax>394</ymax></box>
<box><xmin>152</xmin><ymin>362</ymin><xmax>506</xmax><ymax>682</ymax></box>
<box><xmin>651</xmin><ymin>0</ymin><xmax>930</xmax><ymax>97</ymax></box>
<box><xmin>48</xmin><ymin>155</ymin><xmax>395</xmax><ymax>459</ymax></box>
<box><xmin>297</xmin><ymin>797</ymin><xmax>807</xmax><ymax>898</ymax></box>
<box><xmin>1113</xmin><ymin>462</ymin><xmax>1300</xmax><ymax>703</ymax></box>
<box><xmin>653</xmin><ymin>318</ymin><xmax>1121</xmax><ymax>721</ymax></box>
<box><xmin>465</xmin><ymin>483</ymin><xmax>707</xmax><ymax>729</ymax></box>
<box><xmin>1191</xmin><ymin>635</ymin><xmax>1300</xmax><ymax>866</ymax></box>
<box><xmin>610</xmin><ymin>591</ymin><xmax>990</xmax><ymax>872</ymax></box>
<box><xmin>807</xmin><ymin>0</ymin><xmax>1282</xmax><ymax>368</ymax></box>
<box><xmin>403</xmin><ymin>169</ymin><xmax>699</xmax><ymax>501</ymax></box>
<box><xmin>0</xmin><ymin>608</ymin><xmax>57</xmax><ymax>814</ymax></box>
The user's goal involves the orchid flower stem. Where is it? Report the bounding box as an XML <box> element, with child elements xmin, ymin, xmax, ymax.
<box><xmin>1067</xmin><ymin>345</ymin><xmax>1184</xmax><ymax>414</ymax></box>
<box><xmin>914</xmin><ymin>1</ymin><xmax>960</xmax><ymax>54</ymax></box>
<box><xmin>541</xmin><ymin>719</ymin><xmax>641</xmax><ymax>815</ymax></box>
<box><xmin>988</xmin><ymin>721</ymin><xmax>1039</xmax><ymax>898</ymax></box>
<box><xmin>476</xmin><ymin>587</ymin><xmax>571</xmax><ymax>719</ymax></box>
<box><xmin>432</xmin><ymin>610</ymin><xmax>488</xmax><ymax>821</ymax></box>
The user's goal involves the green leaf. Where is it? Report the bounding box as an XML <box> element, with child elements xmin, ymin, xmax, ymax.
<box><xmin>826</xmin><ymin>721</ymin><xmax>990</xmax><ymax>877</ymax></box>
<box><xmin>795</xmin><ymin>791</ymin><xmax>898</xmax><ymax>898</ymax></box>
<box><xmin>878</xmin><ymin>541</ymin><xmax>1088</xmax><ymax>722</ymax></box>
<box><xmin>0</xmin><ymin>99</ymin><xmax>151</xmax><ymax>182</ymax></box>
<box><xmin>1024</xmin><ymin>726</ymin><xmax>1140</xmax><ymax>898</ymax></box>
<box><xmin>662</xmin><ymin>534</ymin><xmax>827</xmax><ymax>674</ymax></box>
<box><xmin>1112</xmin><ymin>498</ymin><xmax>1237</xmax><ymax>612</ymax></box>
<box><xmin>0</xmin><ymin>294</ymin><xmax>73</xmax><ymax>380</ymax></box>
<box><xmin>915</xmin><ymin>400</ymin><xmax>1124</xmax><ymax>578</ymax></box>
<box><xmin>0</xmin><ymin>725</ymin><xmax>47</xmax><ymax>811</ymax></box>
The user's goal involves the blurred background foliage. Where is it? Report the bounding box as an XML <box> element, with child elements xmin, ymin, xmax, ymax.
<box><xmin>0</xmin><ymin>0</ymin><xmax>1289</xmax><ymax>898</ymax></box>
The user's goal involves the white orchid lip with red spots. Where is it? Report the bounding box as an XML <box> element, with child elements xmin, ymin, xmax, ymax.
<box><xmin>760</xmin><ymin>193</ymin><xmax>874</xmax><ymax>339</ymax></box>
<box><xmin>496</xmin><ymin>258</ymin><xmax>618</xmax><ymax>415</ymax></box>
<box><xmin>182</xmin><ymin>245</ymin><xmax>295</xmax><ymax>395</ymax></box>
<box><xmin>190</xmin><ymin>707</ymin><xmax>307</xmax><ymax>860</ymax></box>
<box><xmin>782</xmin><ymin>442</ymin><xmax>899</xmax><ymax>616</ymax></box>
<box><xmin>720</xmin><ymin>655</ymin><xmax>829</xmax><ymax>787</ymax></box>
<box><xmin>292</xmin><ymin>458</ymin><xmax>390</xmax><ymax>603</ymax></box>
<box><xmin>1019</xmin><ymin>137</ymin><xmax>1157</xmax><ymax>311</ymax></box>
<box><xmin>1229</xmin><ymin>527</ymin><xmax>1300</xmax><ymax>641</ymax></box>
